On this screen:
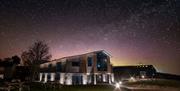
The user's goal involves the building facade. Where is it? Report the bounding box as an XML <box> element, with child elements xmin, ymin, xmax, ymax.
<box><xmin>39</xmin><ymin>50</ymin><xmax>114</xmax><ymax>85</ymax></box>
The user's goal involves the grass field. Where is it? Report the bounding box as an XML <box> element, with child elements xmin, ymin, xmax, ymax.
<box><xmin>29</xmin><ymin>83</ymin><xmax>115</xmax><ymax>91</ymax></box>
<box><xmin>1</xmin><ymin>79</ymin><xmax>180</xmax><ymax>91</ymax></box>
<box><xmin>29</xmin><ymin>79</ymin><xmax>180</xmax><ymax>91</ymax></box>
<box><xmin>124</xmin><ymin>79</ymin><xmax>180</xmax><ymax>88</ymax></box>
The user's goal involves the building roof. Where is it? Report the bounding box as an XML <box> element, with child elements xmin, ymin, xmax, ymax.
<box><xmin>39</xmin><ymin>50</ymin><xmax>111</xmax><ymax>65</ymax></box>
<box><xmin>52</xmin><ymin>50</ymin><xmax>111</xmax><ymax>62</ymax></box>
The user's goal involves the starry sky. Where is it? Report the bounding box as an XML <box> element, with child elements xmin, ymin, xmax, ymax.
<box><xmin>0</xmin><ymin>0</ymin><xmax>180</xmax><ymax>75</ymax></box>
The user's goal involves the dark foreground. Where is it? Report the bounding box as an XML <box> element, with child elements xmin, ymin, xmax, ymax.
<box><xmin>1</xmin><ymin>79</ymin><xmax>180</xmax><ymax>91</ymax></box>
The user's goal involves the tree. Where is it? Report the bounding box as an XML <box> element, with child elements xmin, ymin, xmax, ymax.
<box><xmin>0</xmin><ymin>58</ymin><xmax>3</xmax><ymax>67</ymax></box>
<box><xmin>12</xmin><ymin>55</ymin><xmax>21</xmax><ymax>65</ymax></box>
<box><xmin>21</xmin><ymin>51</ymin><xmax>32</xmax><ymax>66</ymax></box>
<box><xmin>2</xmin><ymin>55</ymin><xmax>21</xmax><ymax>81</ymax></box>
<box><xmin>21</xmin><ymin>40</ymin><xmax>51</xmax><ymax>81</ymax></box>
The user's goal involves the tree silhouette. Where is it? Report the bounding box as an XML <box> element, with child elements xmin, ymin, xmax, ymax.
<box><xmin>12</xmin><ymin>55</ymin><xmax>21</xmax><ymax>65</ymax></box>
<box><xmin>1</xmin><ymin>55</ymin><xmax>21</xmax><ymax>81</ymax></box>
<box><xmin>0</xmin><ymin>59</ymin><xmax>1</xmax><ymax>67</ymax></box>
<box><xmin>21</xmin><ymin>51</ymin><xmax>32</xmax><ymax>66</ymax></box>
<box><xmin>21</xmin><ymin>40</ymin><xmax>51</xmax><ymax>81</ymax></box>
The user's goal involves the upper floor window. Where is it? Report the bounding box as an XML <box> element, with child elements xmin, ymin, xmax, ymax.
<box><xmin>72</xmin><ymin>61</ymin><xmax>80</xmax><ymax>67</ymax></box>
<box><xmin>48</xmin><ymin>64</ymin><xmax>52</xmax><ymax>68</ymax></box>
<box><xmin>97</xmin><ymin>52</ymin><xmax>108</xmax><ymax>71</ymax></box>
<box><xmin>88</xmin><ymin>57</ymin><xmax>93</xmax><ymax>66</ymax></box>
<box><xmin>56</xmin><ymin>62</ymin><xmax>61</xmax><ymax>71</ymax></box>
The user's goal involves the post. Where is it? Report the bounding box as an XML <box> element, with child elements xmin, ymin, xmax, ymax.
<box><xmin>94</xmin><ymin>74</ymin><xmax>96</xmax><ymax>85</ymax></box>
<box><xmin>39</xmin><ymin>73</ymin><xmax>42</xmax><ymax>81</ymax></box>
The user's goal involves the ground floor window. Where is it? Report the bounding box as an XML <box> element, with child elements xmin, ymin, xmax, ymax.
<box><xmin>47</xmin><ymin>73</ymin><xmax>51</xmax><ymax>81</ymax></box>
<box><xmin>55</xmin><ymin>73</ymin><xmax>60</xmax><ymax>80</ymax></box>
<box><xmin>96</xmin><ymin>74</ymin><xmax>109</xmax><ymax>83</ymax></box>
<box><xmin>72</xmin><ymin>75</ymin><xmax>82</xmax><ymax>85</ymax></box>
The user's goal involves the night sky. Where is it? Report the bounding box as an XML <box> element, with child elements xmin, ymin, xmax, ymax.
<box><xmin>0</xmin><ymin>0</ymin><xmax>180</xmax><ymax>75</ymax></box>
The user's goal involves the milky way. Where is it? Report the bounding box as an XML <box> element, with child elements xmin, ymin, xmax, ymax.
<box><xmin>0</xmin><ymin>0</ymin><xmax>180</xmax><ymax>75</ymax></box>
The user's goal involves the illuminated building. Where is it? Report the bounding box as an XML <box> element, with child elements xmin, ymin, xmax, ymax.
<box><xmin>39</xmin><ymin>50</ymin><xmax>114</xmax><ymax>85</ymax></box>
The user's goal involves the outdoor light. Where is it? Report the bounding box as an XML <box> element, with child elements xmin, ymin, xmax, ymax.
<box><xmin>129</xmin><ymin>76</ymin><xmax>135</xmax><ymax>82</ymax></box>
<box><xmin>130</xmin><ymin>77</ymin><xmax>134</xmax><ymax>80</ymax></box>
<box><xmin>119</xmin><ymin>81</ymin><xmax>122</xmax><ymax>85</ymax></box>
<box><xmin>115</xmin><ymin>83</ymin><xmax>120</xmax><ymax>88</ymax></box>
<box><xmin>141</xmin><ymin>75</ymin><xmax>145</xmax><ymax>79</ymax></box>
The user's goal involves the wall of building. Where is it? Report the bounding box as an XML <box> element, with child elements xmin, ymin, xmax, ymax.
<box><xmin>39</xmin><ymin>51</ymin><xmax>114</xmax><ymax>85</ymax></box>
<box><xmin>39</xmin><ymin>72</ymin><xmax>114</xmax><ymax>85</ymax></box>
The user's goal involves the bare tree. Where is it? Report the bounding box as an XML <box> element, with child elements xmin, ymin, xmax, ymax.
<box><xmin>21</xmin><ymin>51</ymin><xmax>31</xmax><ymax>66</ymax></box>
<box><xmin>21</xmin><ymin>40</ymin><xmax>51</xmax><ymax>81</ymax></box>
<box><xmin>12</xmin><ymin>55</ymin><xmax>21</xmax><ymax>65</ymax></box>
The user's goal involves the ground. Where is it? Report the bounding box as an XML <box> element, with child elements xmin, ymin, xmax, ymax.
<box><xmin>121</xmin><ymin>79</ymin><xmax>180</xmax><ymax>91</ymax></box>
<box><xmin>0</xmin><ymin>79</ymin><xmax>180</xmax><ymax>91</ymax></box>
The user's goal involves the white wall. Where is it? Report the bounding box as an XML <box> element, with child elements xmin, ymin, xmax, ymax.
<box><xmin>60</xmin><ymin>73</ymin><xmax>65</xmax><ymax>84</ymax></box>
<box><xmin>50</xmin><ymin>73</ymin><xmax>55</xmax><ymax>81</ymax></box>
<box><xmin>39</xmin><ymin>73</ymin><xmax>42</xmax><ymax>81</ymax></box>
<box><xmin>44</xmin><ymin>73</ymin><xmax>48</xmax><ymax>83</ymax></box>
<box><xmin>65</xmin><ymin>73</ymin><xmax>72</xmax><ymax>85</ymax></box>
<box><xmin>39</xmin><ymin>72</ymin><xmax>114</xmax><ymax>85</ymax></box>
<box><xmin>82</xmin><ymin>74</ymin><xmax>87</xmax><ymax>85</ymax></box>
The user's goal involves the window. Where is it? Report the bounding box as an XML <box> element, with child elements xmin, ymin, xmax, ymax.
<box><xmin>48</xmin><ymin>64</ymin><xmax>52</xmax><ymax>72</ymax></box>
<box><xmin>88</xmin><ymin>57</ymin><xmax>93</xmax><ymax>66</ymax></box>
<box><xmin>47</xmin><ymin>73</ymin><xmax>51</xmax><ymax>81</ymax></box>
<box><xmin>72</xmin><ymin>61</ymin><xmax>80</xmax><ymax>66</ymax></box>
<box><xmin>48</xmin><ymin>64</ymin><xmax>52</xmax><ymax>68</ymax></box>
<box><xmin>55</xmin><ymin>73</ymin><xmax>60</xmax><ymax>80</ymax></box>
<box><xmin>97</xmin><ymin>52</ymin><xmax>108</xmax><ymax>71</ymax></box>
<box><xmin>56</xmin><ymin>62</ymin><xmax>61</xmax><ymax>71</ymax></box>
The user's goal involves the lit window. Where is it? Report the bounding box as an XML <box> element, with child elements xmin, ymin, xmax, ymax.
<box><xmin>97</xmin><ymin>64</ymin><xmax>100</xmax><ymax>68</ymax></box>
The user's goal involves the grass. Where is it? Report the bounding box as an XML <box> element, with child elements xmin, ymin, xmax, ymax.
<box><xmin>1</xmin><ymin>79</ymin><xmax>180</xmax><ymax>91</ymax></box>
<box><xmin>124</xmin><ymin>79</ymin><xmax>180</xmax><ymax>88</ymax></box>
<box><xmin>28</xmin><ymin>82</ymin><xmax>115</xmax><ymax>91</ymax></box>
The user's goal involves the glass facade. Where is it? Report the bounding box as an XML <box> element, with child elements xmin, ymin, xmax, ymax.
<box><xmin>97</xmin><ymin>52</ymin><xmax>108</xmax><ymax>71</ymax></box>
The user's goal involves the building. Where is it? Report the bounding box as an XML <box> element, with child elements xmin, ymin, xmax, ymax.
<box><xmin>39</xmin><ymin>50</ymin><xmax>114</xmax><ymax>85</ymax></box>
<box><xmin>113</xmin><ymin>65</ymin><xmax>157</xmax><ymax>81</ymax></box>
